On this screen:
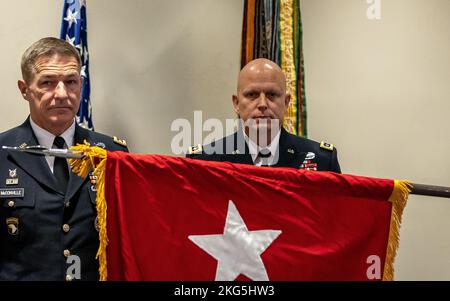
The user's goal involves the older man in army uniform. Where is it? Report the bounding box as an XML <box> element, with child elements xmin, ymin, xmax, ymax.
<box><xmin>0</xmin><ymin>37</ymin><xmax>128</xmax><ymax>280</ymax></box>
<box><xmin>187</xmin><ymin>58</ymin><xmax>341</xmax><ymax>172</ymax></box>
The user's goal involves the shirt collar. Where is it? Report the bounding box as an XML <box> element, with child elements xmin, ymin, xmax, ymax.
<box><xmin>30</xmin><ymin>117</ymin><xmax>76</xmax><ymax>149</ymax></box>
<box><xmin>242</xmin><ymin>128</ymin><xmax>281</xmax><ymax>165</ymax></box>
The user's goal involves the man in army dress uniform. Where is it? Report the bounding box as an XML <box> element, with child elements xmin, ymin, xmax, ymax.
<box><xmin>187</xmin><ymin>58</ymin><xmax>341</xmax><ymax>172</ymax></box>
<box><xmin>0</xmin><ymin>37</ymin><xmax>128</xmax><ymax>280</ymax></box>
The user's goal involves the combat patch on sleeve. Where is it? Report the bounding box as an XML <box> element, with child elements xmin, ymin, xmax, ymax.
<box><xmin>320</xmin><ymin>141</ymin><xmax>334</xmax><ymax>151</ymax></box>
<box><xmin>113</xmin><ymin>136</ymin><xmax>127</xmax><ymax>147</ymax></box>
<box><xmin>188</xmin><ymin>144</ymin><xmax>203</xmax><ymax>155</ymax></box>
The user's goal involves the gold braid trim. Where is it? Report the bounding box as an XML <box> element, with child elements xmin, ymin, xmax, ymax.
<box><xmin>383</xmin><ymin>180</ymin><xmax>411</xmax><ymax>280</ymax></box>
<box><xmin>280</xmin><ymin>0</ymin><xmax>297</xmax><ymax>135</ymax></box>
<box><xmin>69</xmin><ymin>143</ymin><xmax>108</xmax><ymax>281</ymax></box>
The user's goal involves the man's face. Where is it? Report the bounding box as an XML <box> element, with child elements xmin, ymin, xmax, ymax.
<box><xmin>232</xmin><ymin>63</ymin><xmax>290</xmax><ymax>141</ymax></box>
<box><xmin>18</xmin><ymin>54</ymin><xmax>81</xmax><ymax>135</ymax></box>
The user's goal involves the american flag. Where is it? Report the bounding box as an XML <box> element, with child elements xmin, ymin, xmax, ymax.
<box><xmin>60</xmin><ymin>0</ymin><xmax>93</xmax><ymax>130</ymax></box>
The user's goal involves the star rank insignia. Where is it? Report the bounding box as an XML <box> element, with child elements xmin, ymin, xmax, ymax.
<box><xmin>113</xmin><ymin>136</ymin><xmax>127</xmax><ymax>147</ymax></box>
<box><xmin>188</xmin><ymin>144</ymin><xmax>203</xmax><ymax>155</ymax></box>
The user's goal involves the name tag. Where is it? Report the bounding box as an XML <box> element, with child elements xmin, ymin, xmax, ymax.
<box><xmin>0</xmin><ymin>188</ymin><xmax>24</xmax><ymax>198</ymax></box>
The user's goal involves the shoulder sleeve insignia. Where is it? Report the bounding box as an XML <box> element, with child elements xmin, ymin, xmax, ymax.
<box><xmin>113</xmin><ymin>136</ymin><xmax>127</xmax><ymax>147</ymax></box>
<box><xmin>320</xmin><ymin>141</ymin><xmax>334</xmax><ymax>151</ymax></box>
<box><xmin>188</xmin><ymin>144</ymin><xmax>203</xmax><ymax>155</ymax></box>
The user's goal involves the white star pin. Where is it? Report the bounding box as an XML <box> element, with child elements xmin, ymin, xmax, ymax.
<box><xmin>189</xmin><ymin>200</ymin><xmax>281</xmax><ymax>281</ymax></box>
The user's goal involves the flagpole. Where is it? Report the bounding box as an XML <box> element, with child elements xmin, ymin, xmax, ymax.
<box><xmin>410</xmin><ymin>183</ymin><xmax>450</xmax><ymax>198</ymax></box>
<box><xmin>3</xmin><ymin>145</ymin><xmax>448</xmax><ymax>198</ymax></box>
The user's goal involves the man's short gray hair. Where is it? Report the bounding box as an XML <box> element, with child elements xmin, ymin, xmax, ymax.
<box><xmin>21</xmin><ymin>37</ymin><xmax>81</xmax><ymax>83</ymax></box>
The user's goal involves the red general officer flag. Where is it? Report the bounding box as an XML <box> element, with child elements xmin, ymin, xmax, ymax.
<box><xmin>70</xmin><ymin>147</ymin><xmax>410</xmax><ymax>281</ymax></box>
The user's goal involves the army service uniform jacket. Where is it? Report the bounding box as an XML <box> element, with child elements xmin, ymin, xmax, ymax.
<box><xmin>0</xmin><ymin>118</ymin><xmax>128</xmax><ymax>280</ymax></box>
<box><xmin>187</xmin><ymin>128</ymin><xmax>341</xmax><ymax>173</ymax></box>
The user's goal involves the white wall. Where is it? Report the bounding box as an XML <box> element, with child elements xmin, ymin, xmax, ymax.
<box><xmin>301</xmin><ymin>0</ymin><xmax>450</xmax><ymax>280</ymax></box>
<box><xmin>0</xmin><ymin>0</ymin><xmax>449</xmax><ymax>280</ymax></box>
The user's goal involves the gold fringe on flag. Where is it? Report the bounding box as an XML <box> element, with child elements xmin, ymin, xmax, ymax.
<box><xmin>384</xmin><ymin>180</ymin><xmax>411</xmax><ymax>281</ymax></box>
<box><xmin>279</xmin><ymin>0</ymin><xmax>298</xmax><ymax>135</ymax></box>
<box><xmin>69</xmin><ymin>143</ymin><xmax>109</xmax><ymax>281</ymax></box>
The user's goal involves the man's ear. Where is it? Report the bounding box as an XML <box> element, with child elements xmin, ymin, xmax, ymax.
<box><xmin>232</xmin><ymin>95</ymin><xmax>240</xmax><ymax>116</ymax></box>
<box><xmin>17</xmin><ymin>80</ymin><xmax>29</xmax><ymax>100</ymax></box>
<box><xmin>284</xmin><ymin>93</ymin><xmax>291</xmax><ymax>111</ymax></box>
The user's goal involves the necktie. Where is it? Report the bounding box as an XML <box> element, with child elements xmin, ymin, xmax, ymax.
<box><xmin>258</xmin><ymin>148</ymin><xmax>271</xmax><ymax>167</ymax></box>
<box><xmin>53</xmin><ymin>136</ymin><xmax>69</xmax><ymax>192</ymax></box>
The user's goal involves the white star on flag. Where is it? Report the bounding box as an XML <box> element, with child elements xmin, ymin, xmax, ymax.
<box><xmin>88</xmin><ymin>101</ymin><xmax>92</xmax><ymax>118</ymax></box>
<box><xmin>79</xmin><ymin>117</ymin><xmax>89</xmax><ymax>129</ymax></box>
<box><xmin>188</xmin><ymin>200</ymin><xmax>282</xmax><ymax>281</ymax></box>
<box><xmin>83</xmin><ymin>46</ymin><xmax>89</xmax><ymax>64</ymax></box>
<box><xmin>65</xmin><ymin>35</ymin><xmax>75</xmax><ymax>46</ymax></box>
<box><xmin>80</xmin><ymin>65</ymin><xmax>87</xmax><ymax>78</ymax></box>
<box><xmin>63</xmin><ymin>8</ymin><xmax>78</xmax><ymax>28</ymax></box>
<box><xmin>75</xmin><ymin>43</ymin><xmax>83</xmax><ymax>56</ymax></box>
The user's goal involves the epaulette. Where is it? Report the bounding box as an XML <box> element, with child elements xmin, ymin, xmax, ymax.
<box><xmin>188</xmin><ymin>144</ymin><xmax>203</xmax><ymax>155</ymax></box>
<box><xmin>320</xmin><ymin>141</ymin><xmax>334</xmax><ymax>151</ymax></box>
<box><xmin>113</xmin><ymin>136</ymin><xmax>127</xmax><ymax>147</ymax></box>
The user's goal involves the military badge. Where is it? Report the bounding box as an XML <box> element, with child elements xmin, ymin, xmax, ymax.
<box><xmin>188</xmin><ymin>144</ymin><xmax>203</xmax><ymax>155</ymax></box>
<box><xmin>300</xmin><ymin>163</ymin><xmax>318</xmax><ymax>171</ymax></box>
<box><xmin>6</xmin><ymin>179</ymin><xmax>19</xmax><ymax>185</ymax></box>
<box><xmin>113</xmin><ymin>136</ymin><xmax>127</xmax><ymax>147</ymax></box>
<box><xmin>305</xmin><ymin>152</ymin><xmax>316</xmax><ymax>160</ymax></box>
<box><xmin>6</xmin><ymin>169</ymin><xmax>19</xmax><ymax>185</ymax></box>
<box><xmin>320</xmin><ymin>141</ymin><xmax>334</xmax><ymax>151</ymax></box>
<box><xmin>89</xmin><ymin>172</ymin><xmax>98</xmax><ymax>185</ymax></box>
<box><xmin>9</xmin><ymin>169</ymin><xmax>17</xmax><ymax>178</ymax></box>
<box><xmin>95</xmin><ymin>142</ymin><xmax>106</xmax><ymax>149</ymax></box>
<box><xmin>6</xmin><ymin>217</ymin><xmax>19</xmax><ymax>236</ymax></box>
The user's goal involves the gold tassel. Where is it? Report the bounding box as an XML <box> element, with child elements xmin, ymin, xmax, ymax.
<box><xmin>383</xmin><ymin>180</ymin><xmax>411</xmax><ymax>281</ymax></box>
<box><xmin>69</xmin><ymin>143</ymin><xmax>109</xmax><ymax>281</ymax></box>
<box><xmin>279</xmin><ymin>0</ymin><xmax>298</xmax><ymax>135</ymax></box>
